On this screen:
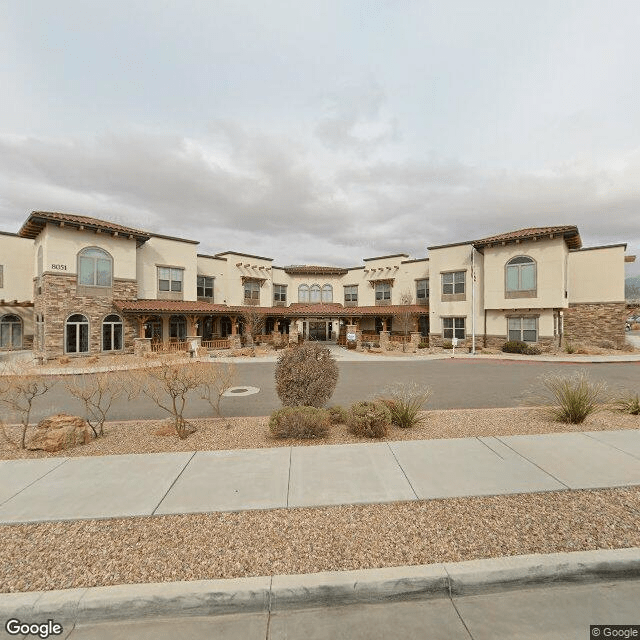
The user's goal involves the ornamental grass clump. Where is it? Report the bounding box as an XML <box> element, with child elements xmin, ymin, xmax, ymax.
<box><xmin>275</xmin><ymin>343</ymin><xmax>339</xmax><ymax>407</ymax></box>
<box><xmin>269</xmin><ymin>407</ymin><xmax>331</xmax><ymax>439</ymax></box>
<box><xmin>532</xmin><ymin>371</ymin><xmax>608</xmax><ymax>424</ymax></box>
<box><xmin>614</xmin><ymin>392</ymin><xmax>640</xmax><ymax>415</ymax></box>
<box><xmin>347</xmin><ymin>401</ymin><xmax>392</xmax><ymax>439</ymax></box>
<box><xmin>378</xmin><ymin>382</ymin><xmax>431</xmax><ymax>429</ymax></box>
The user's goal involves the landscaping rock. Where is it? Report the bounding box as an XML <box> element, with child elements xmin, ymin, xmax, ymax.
<box><xmin>28</xmin><ymin>414</ymin><xmax>92</xmax><ymax>452</ymax></box>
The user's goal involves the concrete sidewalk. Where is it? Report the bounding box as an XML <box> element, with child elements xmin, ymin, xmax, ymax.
<box><xmin>0</xmin><ymin>429</ymin><xmax>639</xmax><ymax>524</ymax></box>
<box><xmin>2</xmin><ymin>548</ymin><xmax>639</xmax><ymax>639</ymax></box>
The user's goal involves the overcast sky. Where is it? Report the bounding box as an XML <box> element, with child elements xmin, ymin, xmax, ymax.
<box><xmin>1</xmin><ymin>1</ymin><xmax>639</xmax><ymax>272</ymax></box>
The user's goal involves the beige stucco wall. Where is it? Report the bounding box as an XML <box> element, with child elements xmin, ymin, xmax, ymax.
<box><xmin>196</xmin><ymin>255</ymin><xmax>228</xmax><ymax>304</ymax></box>
<box><xmin>136</xmin><ymin>236</ymin><xmax>198</xmax><ymax>300</ymax></box>
<box><xmin>38</xmin><ymin>224</ymin><xmax>138</xmax><ymax>280</ymax></box>
<box><xmin>216</xmin><ymin>252</ymin><xmax>274</xmax><ymax>306</ymax></box>
<box><xmin>0</xmin><ymin>233</ymin><xmax>33</xmax><ymax>301</ymax></box>
<box><xmin>485</xmin><ymin>309</ymin><xmax>555</xmax><ymax>339</ymax></box>
<box><xmin>482</xmin><ymin>237</ymin><xmax>568</xmax><ymax>310</ymax></box>
<box><xmin>567</xmin><ymin>246</ymin><xmax>625</xmax><ymax>303</ymax></box>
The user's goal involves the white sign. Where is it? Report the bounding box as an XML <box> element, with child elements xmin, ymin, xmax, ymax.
<box><xmin>451</xmin><ymin>338</ymin><xmax>458</xmax><ymax>347</ymax></box>
<box><xmin>346</xmin><ymin>332</ymin><xmax>356</xmax><ymax>341</ymax></box>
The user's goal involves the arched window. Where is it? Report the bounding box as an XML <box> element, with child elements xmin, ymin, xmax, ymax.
<box><xmin>298</xmin><ymin>284</ymin><xmax>309</xmax><ymax>303</ymax></box>
<box><xmin>65</xmin><ymin>314</ymin><xmax>89</xmax><ymax>354</ymax></box>
<box><xmin>310</xmin><ymin>284</ymin><xmax>321</xmax><ymax>303</ymax></box>
<box><xmin>506</xmin><ymin>256</ymin><xmax>536</xmax><ymax>293</ymax></box>
<box><xmin>321</xmin><ymin>284</ymin><xmax>333</xmax><ymax>303</ymax></box>
<box><xmin>0</xmin><ymin>314</ymin><xmax>22</xmax><ymax>349</ymax></box>
<box><xmin>78</xmin><ymin>247</ymin><xmax>112</xmax><ymax>287</ymax></box>
<box><xmin>102</xmin><ymin>314</ymin><xmax>123</xmax><ymax>351</ymax></box>
<box><xmin>169</xmin><ymin>315</ymin><xmax>186</xmax><ymax>341</ymax></box>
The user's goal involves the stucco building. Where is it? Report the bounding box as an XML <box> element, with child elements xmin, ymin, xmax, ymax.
<box><xmin>0</xmin><ymin>211</ymin><xmax>633</xmax><ymax>359</ymax></box>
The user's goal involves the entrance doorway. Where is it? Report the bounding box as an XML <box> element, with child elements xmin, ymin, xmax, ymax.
<box><xmin>308</xmin><ymin>321</ymin><xmax>327</xmax><ymax>341</ymax></box>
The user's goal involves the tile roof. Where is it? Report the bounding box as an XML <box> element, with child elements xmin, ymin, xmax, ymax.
<box><xmin>473</xmin><ymin>225</ymin><xmax>581</xmax><ymax>249</ymax></box>
<box><xmin>283</xmin><ymin>266</ymin><xmax>349</xmax><ymax>275</ymax></box>
<box><xmin>18</xmin><ymin>211</ymin><xmax>151</xmax><ymax>244</ymax></box>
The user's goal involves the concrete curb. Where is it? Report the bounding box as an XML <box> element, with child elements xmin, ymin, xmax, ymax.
<box><xmin>1</xmin><ymin>548</ymin><xmax>639</xmax><ymax>626</ymax></box>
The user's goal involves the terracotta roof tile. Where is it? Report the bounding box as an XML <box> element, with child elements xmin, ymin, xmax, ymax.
<box><xmin>283</xmin><ymin>265</ymin><xmax>348</xmax><ymax>275</ymax></box>
<box><xmin>474</xmin><ymin>225</ymin><xmax>581</xmax><ymax>248</ymax></box>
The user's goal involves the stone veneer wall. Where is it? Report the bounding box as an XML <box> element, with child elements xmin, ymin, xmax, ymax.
<box><xmin>34</xmin><ymin>274</ymin><xmax>138</xmax><ymax>359</ymax></box>
<box><xmin>563</xmin><ymin>302</ymin><xmax>627</xmax><ymax>348</ymax></box>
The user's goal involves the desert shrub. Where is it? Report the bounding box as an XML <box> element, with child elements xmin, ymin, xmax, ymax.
<box><xmin>502</xmin><ymin>341</ymin><xmax>528</xmax><ymax>354</ymax></box>
<box><xmin>378</xmin><ymin>383</ymin><xmax>431</xmax><ymax>429</ymax></box>
<box><xmin>442</xmin><ymin>341</ymin><xmax>453</xmax><ymax>349</ymax></box>
<box><xmin>269</xmin><ymin>406</ymin><xmax>331</xmax><ymax>439</ymax></box>
<box><xmin>275</xmin><ymin>344</ymin><xmax>339</xmax><ymax>407</ymax></box>
<box><xmin>615</xmin><ymin>392</ymin><xmax>640</xmax><ymax>415</ymax></box>
<box><xmin>328</xmin><ymin>405</ymin><xmax>349</xmax><ymax>424</ymax></box>
<box><xmin>530</xmin><ymin>371</ymin><xmax>608</xmax><ymax>424</ymax></box>
<box><xmin>564</xmin><ymin>342</ymin><xmax>576</xmax><ymax>354</ymax></box>
<box><xmin>526</xmin><ymin>345</ymin><xmax>542</xmax><ymax>355</ymax></box>
<box><xmin>347</xmin><ymin>401</ymin><xmax>391</xmax><ymax>438</ymax></box>
<box><xmin>418</xmin><ymin>342</ymin><xmax>428</xmax><ymax>349</ymax></box>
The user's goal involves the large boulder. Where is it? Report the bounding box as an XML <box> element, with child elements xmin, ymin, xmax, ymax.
<box><xmin>28</xmin><ymin>414</ymin><xmax>92</xmax><ymax>452</ymax></box>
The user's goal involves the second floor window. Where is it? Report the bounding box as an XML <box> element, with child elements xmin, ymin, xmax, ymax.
<box><xmin>321</xmin><ymin>284</ymin><xmax>333</xmax><ymax>303</ymax></box>
<box><xmin>158</xmin><ymin>267</ymin><xmax>183</xmax><ymax>292</ymax></box>
<box><xmin>244</xmin><ymin>280</ymin><xmax>260</xmax><ymax>301</ymax></box>
<box><xmin>416</xmin><ymin>279</ymin><xmax>429</xmax><ymax>302</ymax></box>
<box><xmin>344</xmin><ymin>285</ymin><xmax>358</xmax><ymax>303</ymax></box>
<box><xmin>375</xmin><ymin>282</ymin><xmax>391</xmax><ymax>301</ymax></box>
<box><xmin>442</xmin><ymin>271</ymin><xmax>465</xmax><ymax>295</ymax></box>
<box><xmin>274</xmin><ymin>284</ymin><xmax>287</xmax><ymax>303</ymax></box>
<box><xmin>78</xmin><ymin>247</ymin><xmax>112</xmax><ymax>287</ymax></box>
<box><xmin>506</xmin><ymin>256</ymin><xmax>536</xmax><ymax>292</ymax></box>
<box><xmin>310</xmin><ymin>284</ymin><xmax>321</xmax><ymax>303</ymax></box>
<box><xmin>197</xmin><ymin>276</ymin><xmax>214</xmax><ymax>299</ymax></box>
<box><xmin>298</xmin><ymin>284</ymin><xmax>309</xmax><ymax>302</ymax></box>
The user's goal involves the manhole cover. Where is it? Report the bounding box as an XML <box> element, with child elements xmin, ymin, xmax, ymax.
<box><xmin>230</xmin><ymin>388</ymin><xmax>249</xmax><ymax>394</ymax></box>
<box><xmin>223</xmin><ymin>386</ymin><xmax>260</xmax><ymax>397</ymax></box>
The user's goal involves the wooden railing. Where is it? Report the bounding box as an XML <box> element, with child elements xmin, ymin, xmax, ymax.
<box><xmin>202</xmin><ymin>339</ymin><xmax>230</xmax><ymax>350</ymax></box>
<box><xmin>252</xmin><ymin>334</ymin><xmax>273</xmax><ymax>344</ymax></box>
<box><xmin>151</xmin><ymin>340</ymin><xmax>189</xmax><ymax>353</ymax></box>
<box><xmin>389</xmin><ymin>334</ymin><xmax>411</xmax><ymax>343</ymax></box>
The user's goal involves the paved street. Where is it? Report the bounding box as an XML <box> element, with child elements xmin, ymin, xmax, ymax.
<box><xmin>60</xmin><ymin>579</ymin><xmax>640</xmax><ymax>640</ymax></box>
<box><xmin>0</xmin><ymin>429</ymin><xmax>638</xmax><ymax>524</ymax></box>
<box><xmin>5</xmin><ymin>358</ymin><xmax>640</xmax><ymax>423</ymax></box>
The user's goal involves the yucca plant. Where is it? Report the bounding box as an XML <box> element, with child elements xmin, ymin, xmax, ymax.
<box><xmin>533</xmin><ymin>371</ymin><xmax>608</xmax><ymax>424</ymax></box>
<box><xmin>378</xmin><ymin>382</ymin><xmax>432</xmax><ymax>429</ymax></box>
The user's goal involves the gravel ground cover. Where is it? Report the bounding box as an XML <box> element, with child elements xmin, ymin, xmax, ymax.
<box><xmin>1</xmin><ymin>407</ymin><xmax>638</xmax><ymax>459</ymax></box>
<box><xmin>1</xmin><ymin>487</ymin><xmax>639</xmax><ymax>593</ymax></box>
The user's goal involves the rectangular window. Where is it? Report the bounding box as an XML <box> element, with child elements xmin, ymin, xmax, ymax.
<box><xmin>197</xmin><ymin>275</ymin><xmax>214</xmax><ymax>299</ymax></box>
<box><xmin>508</xmin><ymin>317</ymin><xmax>538</xmax><ymax>342</ymax></box>
<box><xmin>375</xmin><ymin>282</ymin><xmax>391</xmax><ymax>301</ymax></box>
<box><xmin>158</xmin><ymin>267</ymin><xmax>183</xmax><ymax>292</ymax></box>
<box><xmin>442</xmin><ymin>271</ymin><xmax>465</xmax><ymax>295</ymax></box>
<box><xmin>416</xmin><ymin>279</ymin><xmax>429</xmax><ymax>302</ymax></box>
<box><xmin>273</xmin><ymin>284</ymin><xmax>287</xmax><ymax>303</ymax></box>
<box><xmin>443</xmin><ymin>317</ymin><xmax>465</xmax><ymax>339</ymax></box>
<box><xmin>244</xmin><ymin>280</ymin><xmax>260</xmax><ymax>301</ymax></box>
<box><xmin>344</xmin><ymin>285</ymin><xmax>358</xmax><ymax>303</ymax></box>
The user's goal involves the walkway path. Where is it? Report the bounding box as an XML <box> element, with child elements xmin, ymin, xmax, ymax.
<box><xmin>1</xmin><ymin>428</ymin><xmax>639</xmax><ymax>525</ymax></box>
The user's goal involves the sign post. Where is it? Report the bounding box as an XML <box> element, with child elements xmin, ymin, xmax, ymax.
<box><xmin>451</xmin><ymin>337</ymin><xmax>458</xmax><ymax>357</ymax></box>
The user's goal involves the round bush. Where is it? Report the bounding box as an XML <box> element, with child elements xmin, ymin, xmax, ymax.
<box><xmin>275</xmin><ymin>344</ymin><xmax>339</xmax><ymax>407</ymax></box>
<box><xmin>269</xmin><ymin>406</ymin><xmax>331</xmax><ymax>439</ymax></box>
<box><xmin>328</xmin><ymin>405</ymin><xmax>349</xmax><ymax>424</ymax></box>
<box><xmin>347</xmin><ymin>401</ymin><xmax>392</xmax><ymax>439</ymax></box>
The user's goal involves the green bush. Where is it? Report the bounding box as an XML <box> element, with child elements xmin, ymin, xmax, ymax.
<box><xmin>442</xmin><ymin>341</ymin><xmax>453</xmax><ymax>349</ymax></box>
<box><xmin>269</xmin><ymin>406</ymin><xmax>331</xmax><ymax>439</ymax></box>
<box><xmin>502</xmin><ymin>341</ymin><xmax>541</xmax><ymax>355</ymax></box>
<box><xmin>534</xmin><ymin>371</ymin><xmax>608</xmax><ymax>424</ymax></box>
<box><xmin>328</xmin><ymin>405</ymin><xmax>349</xmax><ymax>424</ymax></box>
<box><xmin>378</xmin><ymin>383</ymin><xmax>431</xmax><ymax>429</ymax></box>
<box><xmin>347</xmin><ymin>401</ymin><xmax>391</xmax><ymax>438</ymax></box>
<box><xmin>418</xmin><ymin>342</ymin><xmax>428</xmax><ymax>349</ymax></box>
<box><xmin>275</xmin><ymin>343</ymin><xmax>339</xmax><ymax>407</ymax></box>
<box><xmin>615</xmin><ymin>393</ymin><xmax>640</xmax><ymax>415</ymax></box>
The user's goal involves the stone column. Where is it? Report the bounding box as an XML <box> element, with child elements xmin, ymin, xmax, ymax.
<box><xmin>379</xmin><ymin>330</ymin><xmax>390</xmax><ymax>351</ymax></box>
<box><xmin>288</xmin><ymin>319</ymin><xmax>299</xmax><ymax>345</ymax></box>
<box><xmin>134</xmin><ymin>337</ymin><xmax>152</xmax><ymax>356</ymax></box>
<box><xmin>161</xmin><ymin>316</ymin><xmax>170</xmax><ymax>346</ymax></box>
<box><xmin>410</xmin><ymin>332</ymin><xmax>421</xmax><ymax>353</ymax></box>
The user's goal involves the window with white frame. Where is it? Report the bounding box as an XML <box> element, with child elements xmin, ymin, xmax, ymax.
<box><xmin>321</xmin><ymin>284</ymin><xmax>333</xmax><ymax>303</ymax></box>
<box><xmin>65</xmin><ymin>314</ymin><xmax>89</xmax><ymax>354</ymax></box>
<box><xmin>375</xmin><ymin>282</ymin><xmax>391</xmax><ymax>302</ymax></box>
<box><xmin>310</xmin><ymin>284</ymin><xmax>321</xmax><ymax>303</ymax></box>
<box><xmin>244</xmin><ymin>280</ymin><xmax>260</xmax><ymax>302</ymax></box>
<box><xmin>102</xmin><ymin>314</ymin><xmax>123</xmax><ymax>351</ymax></box>
<box><xmin>0</xmin><ymin>314</ymin><xmax>22</xmax><ymax>349</ymax></box>
<box><xmin>442</xmin><ymin>271</ymin><xmax>465</xmax><ymax>295</ymax></box>
<box><xmin>443</xmin><ymin>317</ymin><xmax>465</xmax><ymax>339</ymax></box>
<box><xmin>506</xmin><ymin>256</ymin><xmax>536</xmax><ymax>293</ymax></box>
<box><xmin>508</xmin><ymin>317</ymin><xmax>537</xmax><ymax>342</ymax></box>
<box><xmin>416</xmin><ymin>279</ymin><xmax>429</xmax><ymax>302</ymax></box>
<box><xmin>158</xmin><ymin>267</ymin><xmax>183</xmax><ymax>292</ymax></box>
<box><xmin>197</xmin><ymin>275</ymin><xmax>214</xmax><ymax>299</ymax></box>
<box><xmin>344</xmin><ymin>285</ymin><xmax>358</xmax><ymax>303</ymax></box>
<box><xmin>78</xmin><ymin>247</ymin><xmax>112</xmax><ymax>287</ymax></box>
<box><xmin>273</xmin><ymin>284</ymin><xmax>287</xmax><ymax>303</ymax></box>
<box><xmin>298</xmin><ymin>284</ymin><xmax>309</xmax><ymax>302</ymax></box>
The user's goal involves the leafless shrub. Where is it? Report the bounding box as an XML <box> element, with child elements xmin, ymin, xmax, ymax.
<box><xmin>347</xmin><ymin>401</ymin><xmax>392</xmax><ymax>438</ymax></box>
<box><xmin>269</xmin><ymin>406</ymin><xmax>331</xmax><ymax>439</ymax></box>
<box><xmin>240</xmin><ymin>307</ymin><xmax>265</xmax><ymax>347</ymax></box>
<box><xmin>394</xmin><ymin>290</ymin><xmax>415</xmax><ymax>352</ymax></box>
<box><xmin>0</xmin><ymin>362</ymin><xmax>56</xmax><ymax>448</ymax></box>
<box><xmin>199</xmin><ymin>363</ymin><xmax>237</xmax><ymax>418</ymax></box>
<box><xmin>275</xmin><ymin>343</ymin><xmax>339</xmax><ymax>407</ymax></box>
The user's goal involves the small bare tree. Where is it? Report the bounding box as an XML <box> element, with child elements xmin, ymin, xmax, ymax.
<box><xmin>0</xmin><ymin>363</ymin><xmax>56</xmax><ymax>449</ymax></box>
<box><xmin>394</xmin><ymin>290</ymin><xmax>415</xmax><ymax>352</ymax></box>
<box><xmin>199</xmin><ymin>362</ymin><xmax>237</xmax><ymax>418</ymax></box>
<box><xmin>65</xmin><ymin>370</ymin><xmax>133</xmax><ymax>437</ymax></box>
<box><xmin>240</xmin><ymin>306</ymin><xmax>265</xmax><ymax>347</ymax></box>
<box><xmin>139</xmin><ymin>355</ymin><xmax>203</xmax><ymax>438</ymax></box>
